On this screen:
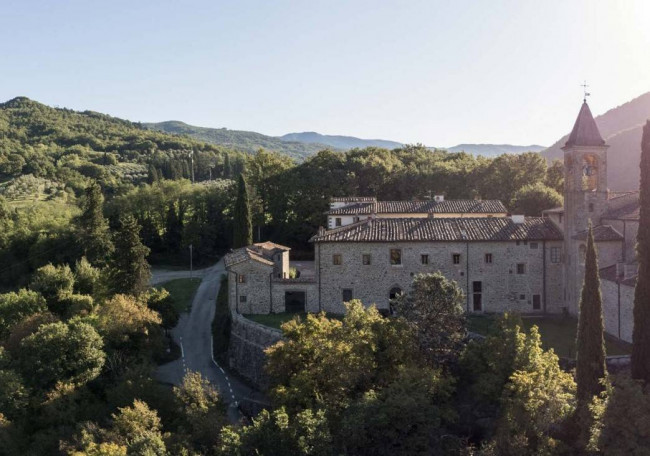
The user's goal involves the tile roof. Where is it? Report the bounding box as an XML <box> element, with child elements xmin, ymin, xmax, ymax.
<box><xmin>330</xmin><ymin>197</ymin><xmax>377</xmax><ymax>203</ymax></box>
<box><xmin>224</xmin><ymin>246</ymin><xmax>275</xmax><ymax>268</ymax></box>
<box><xmin>326</xmin><ymin>200</ymin><xmax>507</xmax><ymax>215</ymax></box>
<box><xmin>602</xmin><ymin>201</ymin><xmax>640</xmax><ymax>221</ymax></box>
<box><xmin>254</xmin><ymin>241</ymin><xmax>291</xmax><ymax>252</ymax></box>
<box><xmin>564</xmin><ymin>101</ymin><xmax>606</xmax><ymax>148</ymax></box>
<box><xmin>310</xmin><ymin>217</ymin><xmax>563</xmax><ymax>243</ymax></box>
<box><xmin>572</xmin><ymin>225</ymin><xmax>624</xmax><ymax>242</ymax></box>
<box><xmin>600</xmin><ymin>264</ymin><xmax>637</xmax><ymax>287</ymax></box>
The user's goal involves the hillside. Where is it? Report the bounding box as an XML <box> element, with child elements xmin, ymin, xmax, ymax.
<box><xmin>445</xmin><ymin>143</ymin><xmax>545</xmax><ymax>156</ymax></box>
<box><xmin>279</xmin><ymin>131</ymin><xmax>403</xmax><ymax>150</ymax></box>
<box><xmin>541</xmin><ymin>91</ymin><xmax>650</xmax><ymax>190</ymax></box>
<box><xmin>0</xmin><ymin>97</ymin><xmax>245</xmax><ymax>199</ymax></box>
<box><xmin>144</xmin><ymin>121</ymin><xmax>330</xmax><ymax>160</ymax></box>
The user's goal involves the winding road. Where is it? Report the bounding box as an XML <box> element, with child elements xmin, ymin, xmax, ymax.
<box><xmin>155</xmin><ymin>260</ymin><xmax>253</xmax><ymax>423</ymax></box>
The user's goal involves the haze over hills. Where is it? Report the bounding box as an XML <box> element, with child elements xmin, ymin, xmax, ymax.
<box><xmin>146</xmin><ymin>121</ymin><xmax>545</xmax><ymax>159</ymax></box>
<box><xmin>541</xmin><ymin>91</ymin><xmax>650</xmax><ymax>191</ymax></box>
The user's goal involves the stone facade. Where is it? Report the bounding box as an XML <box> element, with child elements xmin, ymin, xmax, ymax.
<box><xmin>316</xmin><ymin>239</ymin><xmax>564</xmax><ymax>314</ymax></box>
<box><xmin>601</xmin><ymin>278</ymin><xmax>635</xmax><ymax>343</ymax></box>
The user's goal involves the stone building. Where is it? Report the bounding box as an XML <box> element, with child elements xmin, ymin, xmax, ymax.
<box><xmin>225</xmin><ymin>99</ymin><xmax>642</xmax><ymax>343</ymax></box>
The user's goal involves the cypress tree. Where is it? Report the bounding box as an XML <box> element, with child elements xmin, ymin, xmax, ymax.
<box><xmin>233</xmin><ymin>174</ymin><xmax>253</xmax><ymax>248</ymax></box>
<box><xmin>575</xmin><ymin>223</ymin><xmax>606</xmax><ymax>404</ymax></box>
<box><xmin>633</xmin><ymin>121</ymin><xmax>650</xmax><ymax>382</ymax></box>
<box><xmin>109</xmin><ymin>215</ymin><xmax>151</xmax><ymax>295</ymax></box>
<box><xmin>164</xmin><ymin>202</ymin><xmax>183</xmax><ymax>253</ymax></box>
<box><xmin>78</xmin><ymin>182</ymin><xmax>114</xmax><ymax>265</ymax></box>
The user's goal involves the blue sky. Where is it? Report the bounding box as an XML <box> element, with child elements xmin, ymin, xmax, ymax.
<box><xmin>1</xmin><ymin>0</ymin><xmax>649</xmax><ymax>146</ymax></box>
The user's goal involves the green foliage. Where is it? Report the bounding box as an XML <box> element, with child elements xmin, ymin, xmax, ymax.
<box><xmin>97</xmin><ymin>294</ymin><xmax>161</xmax><ymax>349</ymax></box>
<box><xmin>479</xmin><ymin>152</ymin><xmax>547</xmax><ymax>207</ymax></box>
<box><xmin>29</xmin><ymin>263</ymin><xmax>75</xmax><ymax>305</ymax></box>
<box><xmin>233</xmin><ymin>174</ymin><xmax>252</xmax><ymax>248</ymax></box>
<box><xmin>493</xmin><ymin>327</ymin><xmax>576</xmax><ymax>455</ymax></box>
<box><xmin>0</xmin><ymin>289</ymin><xmax>47</xmax><ymax>338</ymax></box>
<box><xmin>74</xmin><ymin>257</ymin><xmax>102</xmax><ymax>297</ymax></box>
<box><xmin>108</xmin><ymin>216</ymin><xmax>151</xmax><ymax>295</ymax></box>
<box><xmin>633</xmin><ymin>120</ymin><xmax>650</xmax><ymax>383</ymax></box>
<box><xmin>545</xmin><ymin>159</ymin><xmax>565</xmax><ymax>194</ymax></box>
<box><xmin>576</xmin><ymin>224</ymin><xmax>606</xmax><ymax>405</ymax></box>
<box><xmin>392</xmin><ymin>272</ymin><xmax>466</xmax><ymax>364</ymax></box>
<box><xmin>145</xmin><ymin>288</ymin><xmax>179</xmax><ymax>330</ymax></box>
<box><xmin>511</xmin><ymin>182</ymin><xmax>563</xmax><ymax>216</ymax></box>
<box><xmin>77</xmin><ymin>182</ymin><xmax>114</xmax><ymax>265</ymax></box>
<box><xmin>18</xmin><ymin>320</ymin><xmax>105</xmax><ymax>390</ymax></box>
<box><xmin>109</xmin><ymin>400</ymin><xmax>167</xmax><ymax>456</ymax></box>
<box><xmin>219</xmin><ymin>407</ymin><xmax>333</xmax><ymax>456</ymax></box>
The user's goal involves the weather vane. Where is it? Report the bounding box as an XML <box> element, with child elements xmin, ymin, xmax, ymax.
<box><xmin>581</xmin><ymin>81</ymin><xmax>591</xmax><ymax>102</ymax></box>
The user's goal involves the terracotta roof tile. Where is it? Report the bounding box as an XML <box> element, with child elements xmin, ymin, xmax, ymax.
<box><xmin>326</xmin><ymin>200</ymin><xmax>507</xmax><ymax>215</ymax></box>
<box><xmin>572</xmin><ymin>225</ymin><xmax>624</xmax><ymax>242</ymax></box>
<box><xmin>310</xmin><ymin>217</ymin><xmax>563</xmax><ymax>243</ymax></box>
<box><xmin>564</xmin><ymin>101</ymin><xmax>606</xmax><ymax>148</ymax></box>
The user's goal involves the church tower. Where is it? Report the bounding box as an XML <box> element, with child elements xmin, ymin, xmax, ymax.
<box><xmin>562</xmin><ymin>100</ymin><xmax>609</xmax><ymax>314</ymax></box>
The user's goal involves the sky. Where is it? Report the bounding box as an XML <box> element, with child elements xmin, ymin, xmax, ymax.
<box><xmin>1</xmin><ymin>0</ymin><xmax>649</xmax><ymax>147</ymax></box>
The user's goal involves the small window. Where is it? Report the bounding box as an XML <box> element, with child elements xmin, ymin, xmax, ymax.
<box><xmin>517</xmin><ymin>263</ymin><xmax>526</xmax><ymax>275</ymax></box>
<box><xmin>353</xmin><ymin>216</ymin><xmax>360</xmax><ymax>223</ymax></box>
<box><xmin>342</xmin><ymin>289</ymin><xmax>353</xmax><ymax>302</ymax></box>
<box><xmin>530</xmin><ymin>242</ymin><xmax>539</xmax><ymax>250</ymax></box>
<box><xmin>484</xmin><ymin>253</ymin><xmax>493</xmax><ymax>264</ymax></box>
<box><xmin>550</xmin><ymin>247</ymin><xmax>561</xmax><ymax>264</ymax></box>
<box><xmin>516</xmin><ymin>241</ymin><xmax>521</xmax><ymax>246</ymax></box>
<box><xmin>237</xmin><ymin>274</ymin><xmax>246</xmax><ymax>283</ymax></box>
<box><xmin>335</xmin><ymin>217</ymin><xmax>342</xmax><ymax>227</ymax></box>
<box><xmin>519</xmin><ymin>294</ymin><xmax>526</xmax><ymax>300</ymax></box>
<box><xmin>421</xmin><ymin>254</ymin><xmax>429</xmax><ymax>265</ymax></box>
<box><xmin>333</xmin><ymin>254</ymin><xmax>342</xmax><ymax>265</ymax></box>
<box><xmin>588</xmin><ymin>203</ymin><xmax>594</xmax><ymax>212</ymax></box>
<box><xmin>473</xmin><ymin>281</ymin><xmax>482</xmax><ymax>293</ymax></box>
<box><xmin>523</xmin><ymin>241</ymin><xmax>528</xmax><ymax>246</ymax></box>
<box><xmin>390</xmin><ymin>249</ymin><xmax>402</xmax><ymax>265</ymax></box>
<box><xmin>453</xmin><ymin>253</ymin><xmax>461</xmax><ymax>265</ymax></box>
<box><xmin>239</xmin><ymin>295</ymin><xmax>247</xmax><ymax>303</ymax></box>
<box><xmin>362</xmin><ymin>254</ymin><xmax>371</xmax><ymax>265</ymax></box>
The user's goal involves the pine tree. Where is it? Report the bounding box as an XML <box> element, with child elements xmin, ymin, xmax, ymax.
<box><xmin>109</xmin><ymin>215</ymin><xmax>151</xmax><ymax>295</ymax></box>
<box><xmin>575</xmin><ymin>223</ymin><xmax>606</xmax><ymax>404</ymax></box>
<box><xmin>633</xmin><ymin>121</ymin><xmax>650</xmax><ymax>382</ymax></box>
<box><xmin>233</xmin><ymin>174</ymin><xmax>252</xmax><ymax>248</ymax></box>
<box><xmin>78</xmin><ymin>182</ymin><xmax>114</xmax><ymax>265</ymax></box>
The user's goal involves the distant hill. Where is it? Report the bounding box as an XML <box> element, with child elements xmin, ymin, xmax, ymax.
<box><xmin>541</xmin><ymin>92</ymin><xmax>650</xmax><ymax>190</ymax></box>
<box><xmin>144</xmin><ymin>121</ymin><xmax>331</xmax><ymax>160</ymax></box>
<box><xmin>279</xmin><ymin>131</ymin><xmax>403</xmax><ymax>150</ymax></box>
<box><xmin>444</xmin><ymin>144</ymin><xmax>545</xmax><ymax>156</ymax></box>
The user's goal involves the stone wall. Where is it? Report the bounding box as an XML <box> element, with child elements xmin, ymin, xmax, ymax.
<box><xmin>271</xmin><ymin>279</ymin><xmax>319</xmax><ymax>313</ymax></box>
<box><xmin>316</xmin><ymin>240</ymin><xmax>565</xmax><ymax>315</ymax></box>
<box><xmin>601</xmin><ymin>278</ymin><xmax>635</xmax><ymax>343</ymax></box>
<box><xmin>228</xmin><ymin>261</ymin><xmax>273</xmax><ymax>314</ymax></box>
<box><xmin>228</xmin><ymin>313</ymin><xmax>282</xmax><ymax>390</ymax></box>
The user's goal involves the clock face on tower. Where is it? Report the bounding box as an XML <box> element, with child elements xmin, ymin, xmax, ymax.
<box><xmin>581</xmin><ymin>155</ymin><xmax>598</xmax><ymax>190</ymax></box>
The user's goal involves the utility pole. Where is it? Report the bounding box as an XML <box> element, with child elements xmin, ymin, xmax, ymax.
<box><xmin>188</xmin><ymin>150</ymin><xmax>195</xmax><ymax>183</ymax></box>
<box><xmin>189</xmin><ymin>244</ymin><xmax>193</xmax><ymax>280</ymax></box>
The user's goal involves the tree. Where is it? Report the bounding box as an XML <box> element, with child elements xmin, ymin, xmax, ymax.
<box><xmin>545</xmin><ymin>159</ymin><xmax>564</xmax><ymax>194</ymax></box>
<box><xmin>97</xmin><ymin>294</ymin><xmax>161</xmax><ymax>348</ymax></box>
<box><xmin>29</xmin><ymin>263</ymin><xmax>75</xmax><ymax>305</ymax></box>
<box><xmin>74</xmin><ymin>257</ymin><xmax>102</xmax><ymax>297</ymax></box>
<box><xmin>163</xmin><ymin>202</ymin><xmax>182</xmax><ymax>253</ymax></box>
<box><xmin>109</xmin><ymin>215</ymin><xmax>151</xmax><ymax>296</ymax></box>
<box><xmin>18</xmin><ymin>321</ymin><xmax>105</xmax><ymax>390</ymax></box>
<box><xmin>575</xmin><ymin>224</ymin><xmax>606</xmax><ymax>405</ymax></box>
<box><xmin>109</xmin><ymin>400</ymin><xmax>167</xmax><ymax>456</ymax></box>
<box><xmin>233</xmin><ymin>174</ymin><xmax>252</xmax><ymax>248</ymax></box>
<box><xmin>173</xmin><ymin>371</ymin><xmax>227</xmax><ymax>452</ymax></box>
<box><xmin>511</xmin><ymin>182</ymin><xmax>563</xmax><ymax>216</ymax></box>
<box><xmin>392</xmin><ymin>272</ymin><xmax>466</xmax><ymax>364</ymax></box>
<box><xmin>633</xmin><ymin>120</ymin><xmax>650</xmax><ymax>383</ymax></box>
<box><xmin>0</xmin><ymin>289</ymin><xmax>47</xmax><ymax>338</ymax></box>
<box><xmin>219</xmin><ymin>407</ymin><xmax>332</xmax><ymax>456</ymax></box>
<box><xmin>78</xmin><ymin>182</ymin><xmax>114</xmax><ymax>265</ymax></box>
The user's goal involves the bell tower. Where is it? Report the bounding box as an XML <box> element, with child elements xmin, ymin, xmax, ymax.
<box><xmin>562</xmin><ymin>99</ymin><xmax>609</xmax><ymax>314</ymax></box>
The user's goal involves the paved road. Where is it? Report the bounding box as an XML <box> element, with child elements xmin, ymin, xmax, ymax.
<box><xmin>156</xmin><ymin>260</ymin><xmax>253</xmax><ymax>423</ymax></box>
<box><xmin>150</xmin><ymin>267</ymin><xmax>211</xmax><ymax>285</ymax></box>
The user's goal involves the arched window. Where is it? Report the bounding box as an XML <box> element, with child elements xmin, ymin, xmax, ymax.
<box><xmin>582</xmin><ymin>155</ymin><xmax>599</xmax><ymax>190</ymax></box>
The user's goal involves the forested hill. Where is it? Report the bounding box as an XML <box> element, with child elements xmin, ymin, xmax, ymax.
<box><xmin>445</xmin><ymin>144</ymin><xmax>545</xmax><ymax>156</ymax></box>
<box><xmin>0</xmin><ymin>97</ymin><xmax>247</xmax><ymax>196</ymax></box>
<box><xmin>279</xmin><ymin>131</ymin><xmax>404</xmax><ymax>150</ymax></box>
<box><xmin>144</xmin><ymin>121</ymin><xmax>330</xmax><ymax>160</ymax></box>
<box><xmin>541</xmin><ymin>91</ymin><xmax>650</xmax><ymax>190</ymax></box>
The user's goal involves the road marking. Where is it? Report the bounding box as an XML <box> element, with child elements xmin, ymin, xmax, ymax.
<box><xmin>180</xmin><ymin>337</ymin><xmax>185</xmax><ymax>358</ymax></box>
<box><xmin>211</xmin><ymin>335</ymin><xmax>240</xmax><ymax>408</ymax></box>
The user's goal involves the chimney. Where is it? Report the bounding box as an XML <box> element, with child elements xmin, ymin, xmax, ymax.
<box><xmin>317</xmin><ymin>226</ymin><xmax>326</xmax><ymax>236</ymax></box>
<box><xmin>511</xmin><ymin>215</ymin><xmax>525</xmax><ymax>224</ymax></box>
<box><xmin>434</xmin><ymin>195</ymin><xmax>445</xmax><ymax>202</ymax></box>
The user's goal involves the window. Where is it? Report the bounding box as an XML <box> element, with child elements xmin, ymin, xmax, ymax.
<box><xmin>519</xmin><ymin>294</ymin><xmax>526</xmax><ymax>300</ymax></box>
<box><xmin>239</xmin><ymin>295</ymin><xmax>247</xmax><ymax>303</ymax></box>
<box><xmin>453</xmin><ymin>253</ymin><xmax>461</xmax><ymax>265</ymax></box>
<box><xmin>523</xmin><ymin>240</ymin><xmax>528</xmax><ymax>246</ymax></box>
<box><xmin>237</xmin><ymin>274</ymin><xmax>246</xmax><ymax>283</ymax></box>
<box><xmin>551</xmin><ymin>247</ymin><xmax>561</xmax><ymax>263</ymax></box>
<box><xmin>342</xmin><ymin>289</ymin><xmax>353</xmax><ymax>302</ymax></box>
<box><xmin>390</xmin><ymin>249</ymin><xmax>402</xmax><ymax>265</ymax></box>
<box><xmin>362</xmin><ymin>254</ymin><xmax>371</xmax><ymax>265</ymax></box>
<box><xmin>516</xmin><ymin>241</ymin><xmax>521</xmax><ymax>246</ymax></box>
<box><xmin>588</xmin><ymin>203</ymin><xmax>594</xmax><ymax>212</ymax></box>
<box><xmin>530</xmin><ymin>242</ymin><xmax>539</xmax><ymax>249</ymax></box>
<box><xmin>484</xmin><ymin>253</ymin><xmax>493</xmax><ymax>264</ymax></box>
<box><xmin>516</xmin><ymin>263</ymin><xmax>526</xmax><ymax>274</ymax></box>
<box><xmin>333</xmin><ymin>254</ymin><xmax>342</xmax><ymax>265</ymax></box>
<box><xmin>421</xmin><ymin>254</ymin><xmax>429</xmax><ymax>265</ymax></box>
<box><xmin>335</xmin><ymin>217</ymin><xmax>342</xmax><ymax>227</ymax></box>
<box><xmin>533</xmin><ymin>294</ymin><xmax>541</xmax><ymax>310</ymax></box>
<box><xmin>353</xmin><ymin>216</ymin><xmax>360</xmax><ymax>223</ymax></box>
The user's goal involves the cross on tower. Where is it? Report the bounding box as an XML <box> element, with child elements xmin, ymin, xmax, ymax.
<box><xmin>581</xmin><ymin>81</ymin><xmax>591</xmax><ymax>102</ymax></box>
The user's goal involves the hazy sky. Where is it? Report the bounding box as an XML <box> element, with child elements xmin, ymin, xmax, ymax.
<box><xmin>1</xmin><ymin>0</ymin><xmax>649</xmax><ymax>147</ymax></box>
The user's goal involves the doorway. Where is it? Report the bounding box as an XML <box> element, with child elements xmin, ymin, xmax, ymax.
<box><xmin>285</xmin><ymin>291</ymin><xmax>306</xmax><ymax>313</ymax></box>
<box><xmin>472</xmin><ymin>281</ymin><xmax>482</xmax><ymax>312</ymax></box>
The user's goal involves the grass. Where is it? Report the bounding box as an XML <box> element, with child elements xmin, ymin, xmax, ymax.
<box><xmin>157</xmin><ymin>278</ymin><xmax>202</xmax><ymax>313</ymax></box>
<box><xmin>468</xmin><ymin>314</ymin><xmax>632</xmax><ymax>358</ymax></box>
<box><xmin>244</xmin><ymin>312</ymin><xmax>343</xmax><ymax>330</ymax></box>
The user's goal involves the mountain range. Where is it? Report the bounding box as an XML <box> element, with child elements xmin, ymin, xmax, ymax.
<box><xmin>541</xmin><ymin>91</ymin><xmax>650</xmax><ymax>190</ymax></box>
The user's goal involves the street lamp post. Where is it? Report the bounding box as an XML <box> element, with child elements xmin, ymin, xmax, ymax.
<box><xmin>189</xmin><ymin>244</ymin><xmax>193</xmax><ymax>280</ymax></box>
<box><xmin>188</xmin><ymin>150</ymin><xmax>195</xmax><ymax>183</ymax></box>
